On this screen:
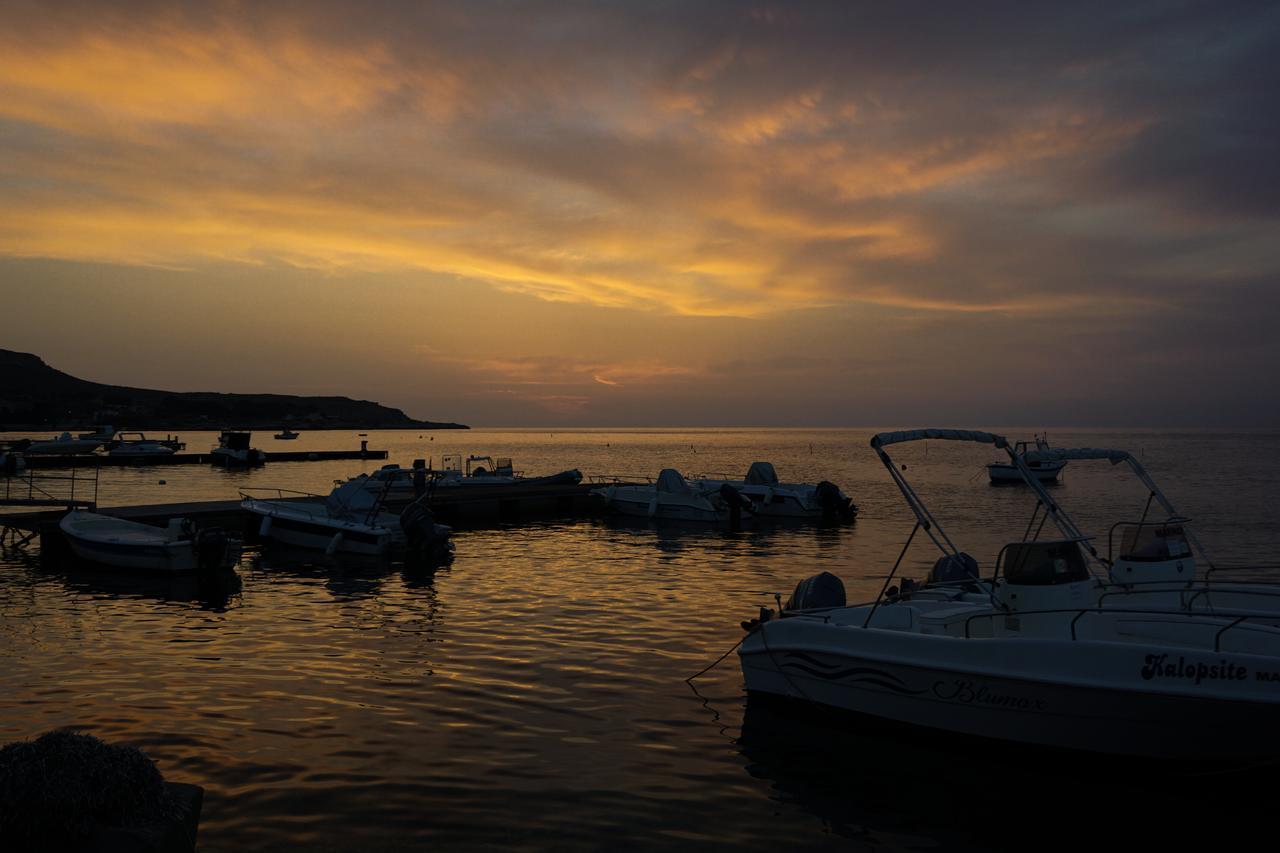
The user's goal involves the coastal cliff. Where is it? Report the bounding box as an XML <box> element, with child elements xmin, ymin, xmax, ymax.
<box><xmin>0</xmin><ymin>349</ymin><xmax>467</xmax><ymax>430</ymax></box>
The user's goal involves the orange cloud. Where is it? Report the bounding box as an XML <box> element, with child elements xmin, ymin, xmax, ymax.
<box><xmin>0</xmin><ymin>6</ymin><xmax>1183</xmax><ymax>321</ymax></box>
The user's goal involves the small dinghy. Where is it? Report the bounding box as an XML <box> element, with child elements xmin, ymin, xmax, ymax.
<box><xmin>59</xmin><ymin>510</ymin><xmax>243</xmax><ymax>573</ymax></box>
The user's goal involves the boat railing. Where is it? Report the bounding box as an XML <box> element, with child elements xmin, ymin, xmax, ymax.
<box><xmin>1</xmin><ymin>464</ymin><xmax>99</xmax><ymax>509</ymax></box>
<box><xmin>585</xmin><ymin>473</ymin><xmax>655</xmax><ymax>485</ymax></box>
<box><xmin>242</xmin><ymin>487</ymin><xmax>390</xmax><ymax>526</ymax></box>
<box><xmin>961</xmin><ymin>606</ymin><xmax>1280</xmax><ymax>651</ymax></box>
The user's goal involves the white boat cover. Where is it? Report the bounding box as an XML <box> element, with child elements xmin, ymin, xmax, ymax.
<box><xmin>1023</xmin><ymin>448</ymin><xmax>1130</xmax><ymax>464</ymax></box>
<box><xmin>744</xmin><ymin>462</ymin><xmax>779</xmax><ymax>485</ymax></box>
<box><xmin>326</xmin><ymin>476</ymin><xmax>381</xmax><ymax>517</ymax></box>
<box><xmin>656</xmin><ymin>469</ymin><xmax>690</xmax><ymax>493</ymax></box>
<box><xmin>871</xmin><ymin>428</ymin><xmax>1007</xmax><ymax>449</ymax></box>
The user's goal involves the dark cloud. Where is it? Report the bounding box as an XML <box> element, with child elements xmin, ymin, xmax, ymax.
<box><xmin>1</xmin><ymin>0</ymin><xmax>1278</xmax><ymax>424</ymax></box>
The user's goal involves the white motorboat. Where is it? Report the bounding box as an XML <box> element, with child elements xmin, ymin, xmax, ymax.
<box><xmin>690</xmin><ymin>462</ymin><xmax>856</xmax><ymax>520</ymax></box>
<box><xmin>433</xmin><ymin>454</ymin><xmax>582</xmax><ymax>488</ymax></box>
<box><xmin>241</xmin><ymin>478</ymin><xmax>453</xmax><ymax>558</ymax></box>
<box><xmin>108</xmin><ymin>439</ymin><xmax>176</xmax><ymax>457</ymax></box>
<box><xmin>350</xmin><ymin>456</ymin><xmax>582</xmax><ymax>501</ymax></box>
<box><xmin>987</xmin><ymin>434</ymin><xmax>1065</xmax><ymax>483</ymax></box>
<box><xmin>59</xmin><ymin>510</ymin><xmax>242</xmax><ymax>572</ymax></box>
<box><xmin>739</xmin><ymin>429</ymin><xmax>1280</xmax><ymax>760</ymax></box>
<box><xmin>24</xmin><ymin>432</ymin><xmax>104</xmax><ymax>455</ymax></box>
<box><xmin>106</xmin><ymin>432</ymin><xmax>185</xmax><ymax>454</ymax></box>
<box><xmin>211</xmin><ymin>431</ymin><xmax>266</xmax><ymax>466</ymax></box>
<box><xmin>593</xmin><ymin>468</ymin><xmax>751</xmax><ymax>522</ymax></box>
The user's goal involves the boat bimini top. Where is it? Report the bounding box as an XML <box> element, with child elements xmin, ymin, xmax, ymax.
<box><xmin>865</xmin><ymin>429</ymin><xmax>1105</xmax><ymax>614</ymax></box>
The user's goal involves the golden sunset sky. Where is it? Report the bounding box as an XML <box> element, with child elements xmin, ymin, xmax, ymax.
<box><xmin>2</xmin><ymin>1</ymin><xmax>1277</xmax><ymax>425</ymax></box>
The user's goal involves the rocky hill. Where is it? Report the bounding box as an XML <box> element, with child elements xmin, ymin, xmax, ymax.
<box><xmin>0</xmin><ymin>349</ymin><xmax>467</xmax><ymax>430</ymax></box>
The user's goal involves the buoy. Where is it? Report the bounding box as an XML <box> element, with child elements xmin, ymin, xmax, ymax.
<box><xmin>259</xmin><ymin>516</ymin><xmax>272</xmax><ymax>537</ymax></box>
<box><xmin>158</xmin><ymin>480</ymin><xmax>166</xmax><ymax>485</ymax></box>
<box><xmin>604</xmin><ymin>485</ymin><xmax>617</xmax><ymax>505</ymax></box>
<box><xmin>647</xmin><ymin>496</ymin><xmax>659</xmax><ymax>518</ymax></box>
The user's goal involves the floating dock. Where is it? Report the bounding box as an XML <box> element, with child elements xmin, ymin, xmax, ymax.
<box><xmin>1</xmin><ymin>482</ymin><xmax>606</xmax><ymax>549</ymax></box>
<box><xmin>21</xmin><ymin>445</ymin><xmax>389</xmax><ymax>468</ymax></box>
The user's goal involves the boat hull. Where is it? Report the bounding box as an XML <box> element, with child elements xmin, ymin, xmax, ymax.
<box><xmin>63</xmin><ymin>535</ymin><xmax>198</xmax><ymax>572</ymax></box>
<box><xmin>243</xmin><ymin>500</ymin><xmax>399</xmax><ymax>556</ymax></box>
<box><xmin>987</xmin><ymin>462</ymin><xmax>1064</xmax><ymax>483</ymax></box>
<box><xmin>741</xmin><ymin>624</ymin><xmax>1280</xmax><ymax>759</ymax></box>
<box><xmin>596</xmin><ymin>495</ymin><xmax>724</xmax><ymax>522</ymax></box>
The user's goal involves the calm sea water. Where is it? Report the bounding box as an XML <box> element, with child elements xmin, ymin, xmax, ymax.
<box><xmin>2</xmin><ymin>428</ymin><xmax>1279</xmax><ymax>850</ymax></box>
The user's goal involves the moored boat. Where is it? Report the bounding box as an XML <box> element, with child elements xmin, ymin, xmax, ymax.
<box><xmin>987</xmin><ymin>434</ymin><xmax>1065</xmax><ymax>483</ymax></box>
<box><xmin>108</xmin><ymin>439</ymin><xmax>176</xmax><ymax>457</ymax></box>
<box><xmin>690</xmin><ymin>462</ymin><xmax>856</xmax><ymax>520</ymax></box>
<box><xmin>350</xmin><ymin>455</ymin><xmax>582</xmax><ymax>501</ymax></box>
<box><xmin>211</xmin><ymin>431</ymin><xmax>266</xmax><ymax>466</ymax></box>
<box><xmin>58</xmin><ymin>510</ymin><xmax>242</xmax><ymax>572</ymax></box>
<box><xmin>241</xmin><ymin>478</ymin><xmax>453</xmax><ymax>559</ymax></box>
<box><xmin>592</xmin><ymin>468</ymin><xmax>750</xmax><ymax>522</ymax></box>
<box><xmin>274</xmin><ymin>428</ymin><xmax>300</xmax><ymax>440</ymax></box>
<box><xmin>739</xmin><ymin>429</ymin><xmax>1280</xmax><ymax>760</ymax></box>
<box><xmin>24</xmin><ymin>432</ymin><xmax>104</xmax><ymax>455</ymax></box>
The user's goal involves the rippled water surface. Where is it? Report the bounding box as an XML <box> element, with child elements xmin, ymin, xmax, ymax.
<box><xmin>3</xmin><ymin>428</ymin><xmax>1279</xmax><ymax>850</ymax></box>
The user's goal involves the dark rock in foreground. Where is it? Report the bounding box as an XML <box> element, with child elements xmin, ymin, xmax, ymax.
<box><xmin>0</xmin><ymin>730</ymin><xmax>202</xmax><ymax>853</ymax></box>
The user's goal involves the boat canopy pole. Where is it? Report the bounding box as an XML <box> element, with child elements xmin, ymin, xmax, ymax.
<box><xmin>1022</xmin><ymin>447</ymin><xmax>1213</xmax><ymax>569</ymax></box>
<box><xmin>1001</xmin><ymin>447</ymin><xmax>1100</xmax><ymax>565</ymax></box>
<box><xmin>870</xmin><ymin>429</ymin><xmax>1010</xmax><ymax>559</ymax></box>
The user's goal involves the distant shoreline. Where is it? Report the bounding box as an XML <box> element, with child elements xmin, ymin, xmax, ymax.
<box><xmin>0</xmin><ymin>422</ymin><xmax>469</xmax><ymax>432</ymax></box>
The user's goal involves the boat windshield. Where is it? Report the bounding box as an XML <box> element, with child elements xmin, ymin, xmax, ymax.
<box><xmin>1117</xmin><ymin>523</ymin><xmax>1193</xmax><ymax>562</ymax></box>
<box><xmin>1001</xmin><ymin>540</ymin><xmax>1090</xmax><ymax>586</ymax></box>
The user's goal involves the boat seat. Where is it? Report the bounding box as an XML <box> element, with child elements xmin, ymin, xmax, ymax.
<box><xmin>917</xmin><ymin>604</ymin><xmax>991</xmax><ymax>636</ymax></box>
<box><xmin>860</xmin><ymin>606</ymin><xmax>917</xmax><ymax>631</ymax></box>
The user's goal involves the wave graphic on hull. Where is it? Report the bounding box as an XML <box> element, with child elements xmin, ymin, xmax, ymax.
<box><xmin>780</xmin><ymin>651</ymin><xmax>929</xmax><ymax>695</ymax></box>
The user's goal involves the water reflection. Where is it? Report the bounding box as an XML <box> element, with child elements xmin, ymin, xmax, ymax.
<box><xmin>36</xmin><ymin>549</ymin><xmax>243</xmax><ymax>611</ymax></box>
<box><xmin>736</xmin><ymin>695</ymin><xmax>1274</xmax><ymax>850</ymax></box>
<box><xmin>254</xmin><ymin>541</ymin><xmax>450</xmax><ymax>600</ymax></box>
<box><xmin>593</xmin><ymin>516</ymin><xmax>853</xmax><ymax>559</ymax></box>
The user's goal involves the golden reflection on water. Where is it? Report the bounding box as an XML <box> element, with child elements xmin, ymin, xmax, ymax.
<box><xmin>2</xmin><ymin>428</ymin><xmax>1278</xmax><ymax>849</ymax></box>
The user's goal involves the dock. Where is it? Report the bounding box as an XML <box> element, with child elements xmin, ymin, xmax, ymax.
<box><xmin>0</xmin><ymin>482</ymin><xmax>606</xmax><ymax>549</ymax></box>
<box><xmin>21</xmin><ymin>445</ymin><xmax>389</xmax><ymax>468</ymax></box>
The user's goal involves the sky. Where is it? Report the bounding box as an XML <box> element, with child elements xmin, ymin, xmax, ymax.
<box><xmin>1</xmin><ymin>0</ymin><xmax>1277</xmax><ymax>427</ymax></box>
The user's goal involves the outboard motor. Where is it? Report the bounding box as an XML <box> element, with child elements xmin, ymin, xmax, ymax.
<box><xmin>195</xmin><ymin>527</ymin><xmax>233</xmax><ymax>572</ymax></box>
<box><xmin>718</xmin><ymin>483</ymin><xmax>753</xmax><ymax>527</ymax></box>
<box><xmin>929</xmin><ymin>552</ymin><xmax>980</xmax><ymax>586</ymax></box>
<box><xmin>814</xmin><ymin>481</ymin><xmax>853</xmax><ymax>521</ymax></box>
<box><xmin>400</xmin><ymin>502</ymin><xmax>453</xmax><ymax>563</ymax></box>
<box><xmin>785</xmin><ymin>571</ymin><xmax>846</xmax><ymax>612</ymax></box>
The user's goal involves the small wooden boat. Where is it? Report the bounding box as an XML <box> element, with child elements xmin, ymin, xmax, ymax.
<box><xmin>59</xmin><ymin>510</ymin><xmax>243</xmax><ymax>573</ymax></box>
